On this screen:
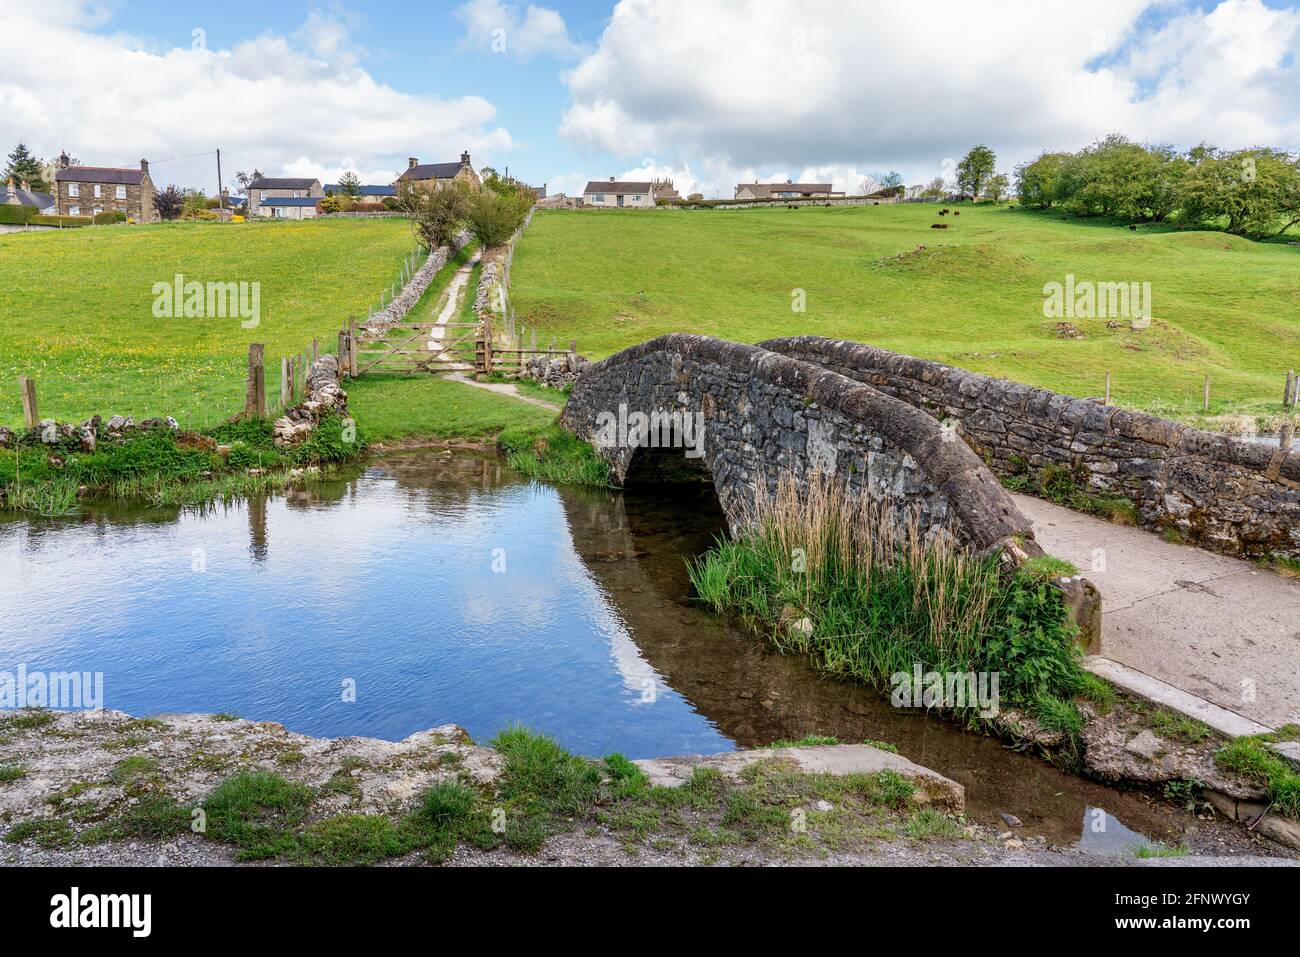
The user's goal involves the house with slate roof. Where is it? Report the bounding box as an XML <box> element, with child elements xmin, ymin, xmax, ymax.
<box><xmin>2</xmin><ymin>177</ymin><xmax>54</xmax><ymax>214</ymax></box>
<box><xmin>581</xmin><ymin>178</ymin><xmax>657</xmax><ymax>208</ymax></box>
<box><xmin>393</xmin><ymin>152</ymin><xmax>480</xmax><ymax>192</ymax></box>
<box><xmin>733</xmin><ymin>181</ymin><xmax>844</xmax><ymax>200</ymax></box>
<box><xmin>246</xmin><ymin>176</ymin><xmax>324</xmax><ymax>218</ymax></box>
<box><xmin>54</xmin><ymin>152</ymin><xmax>159</xmax><ymax>221</ymax></box>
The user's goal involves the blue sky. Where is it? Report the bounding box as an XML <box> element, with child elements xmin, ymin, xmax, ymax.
<box><xmin>3</xmin><ymin>1</ymin><xmax>1297</xmax><ymax>199</ymax></box>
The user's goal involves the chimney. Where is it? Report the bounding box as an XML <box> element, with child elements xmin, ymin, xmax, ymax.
<box><xmin>58</xmin><ymin>151</ymin><xmax>70</xmax><ymax>170</ymax></box>
<box><xmin>4</xmin><ymin>177</ymin><xmax>14</xmax><ymax>204</ymax></box>
<box><xmin>140</xmin><ymin>159</ymin><xmax>149</xmax><ymax>174</ymax></box>
<box><xmin>20</xmin><ymin>179</ymin><xmax>30</xmax><ymax>192</ymax></box>
<box><xmin>408</xmin><ymin>157</ymin><xmax>418</xmax><ymax>169</ymax></box>
<box><xmin>460</xmin><ymin>151</ymin><xmax>470</xmax><ymax>166</ymax></box>
<box><xmin>609</xmin><ymin>176</ymin><xmax>615</xmax><ymax>182</ymax></box>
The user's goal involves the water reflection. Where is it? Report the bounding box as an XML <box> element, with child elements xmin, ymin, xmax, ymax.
<box><xmin>0</xmin><ymin>450</ymin><xmax>1194</xmax><ymax>849</ymax></box>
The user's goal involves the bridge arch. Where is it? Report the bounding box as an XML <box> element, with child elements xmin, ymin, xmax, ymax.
<box><xmin>560</xmin><ymin>334</ymin><xmax>1037</xmax><ymax>558</ymax></box>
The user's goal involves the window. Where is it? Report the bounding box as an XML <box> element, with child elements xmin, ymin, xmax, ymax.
<box><xmin>293</xmin><ymin>190</ymin><xmax>301</xmax><ymax>198</ymax></box>
<box><xmin>631</xmin><ymin>195</ymin><xmax>642</xmax><ymax>202</ymax></box>
<box><xmin>93</xmin><ymin>207</ymin><xmax>102</xmax><ymax>216</ymax></box>
<box><xmin>260</xmin><ymin>191</ymin><xmax>266</xmax><ymax>201</ymax></box>
<box><xmin>68</xmin><ymin>183</ymin><xmax>79</xmax><ymax>197</ymax></box>
<box><xmin>590</xmin><ymin>194</ymin><xmax>604</xmax><ymax>203</ymax></box>
<box><xmin>69</xmin><ymin>205</ymin><xmax>80</xmax><ymax>216</ymax></box>
<box><xmin>93</xmin><ymin>184</ymin><xmax>102</xmax><ymax>198</ymax></box>
<box><xmin>115</xmin><ymin>185</ymin><xmax>126</xmax><ymax>199</ymax></box>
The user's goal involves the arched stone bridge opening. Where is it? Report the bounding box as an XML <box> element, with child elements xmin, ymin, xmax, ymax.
<box><xmin>559</xmin><ymin>334</ymin><xmax>1040</xmax><ymax>559</ymax></box>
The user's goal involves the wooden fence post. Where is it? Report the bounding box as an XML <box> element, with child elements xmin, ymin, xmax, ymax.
<box><xmin>349</xmin><ymin>319</ymin><xmax>359</xmax><ymax>377</ymax></box>
<box><xmin>312</xmin><ymin>338</ymin><xmax>319</xmax><ymax>365</ymax></box>
<box><xmin>1202</xmin><ymin>375</ymin><xmax>1211</xmax><ymax>412</ymax></box>
<box><xmin>246</xmin><ymin>344</ymin><xmax>266</xmax><ymax>418</ymax></box>
<box><xmin>19</xmin><ymin>376</ymin><xmax>38</xmax><ymax>428</ymax></box>
<box><xmin>338</xmin><ymin>329</ymin><xmax>348</xmax><ymax>377</ymax></box>
<box><xmin>280</xmin><ymin>356</ymin><xmax>291</xmax><ymax>408</ymax></box>
<box><xmin>1104</xmin><ymin>372</ymin><xmax>1111</xmax><ymax>406</ymax></box>
<box><xmin>1287</xmin><ymin>370</ymin><xmax>1297</xmax><ymax>408</ymax></box>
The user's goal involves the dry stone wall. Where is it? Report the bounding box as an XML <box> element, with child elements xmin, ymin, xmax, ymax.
<box><xmin>763</xmin><ymin>336</ymin><xmax>1300</xmax><ymax>559</ymax></box>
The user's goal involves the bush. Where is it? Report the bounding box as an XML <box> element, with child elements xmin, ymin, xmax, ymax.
<box><xmin>0</xmin><ymin>204</ymin><xmax>39</xmax><ymax>225</ymax></box>
<box><xmin>465</xmin><ymin>187</ymin><xmax>531</xmax><ymax>246</ymax></box>
<box><xmin>93</xmin><ymin>210</ymin><xmax>127</xmax><ymax>225</ymax></box>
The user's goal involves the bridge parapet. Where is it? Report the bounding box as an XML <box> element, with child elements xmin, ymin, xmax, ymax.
<box><xmin>560</xmin><ymin>334</ymin><xmax>1036</xmax><ymax>559</ymax></box>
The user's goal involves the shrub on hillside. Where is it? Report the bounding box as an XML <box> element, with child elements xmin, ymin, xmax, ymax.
<box><xmin>93</xmin><ymin>210</ymin><xmax>127</xmax><ymax>225</ymax></box>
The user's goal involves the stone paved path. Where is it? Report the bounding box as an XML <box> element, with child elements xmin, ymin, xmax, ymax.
<box><xmin>1014</xmin><ymin>493</ymin><xmax>1300</xmax><ymax>731</ymax></box>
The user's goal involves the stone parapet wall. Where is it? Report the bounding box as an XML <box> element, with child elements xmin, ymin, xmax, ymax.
<box><xmin>762</xmin><ymin>336</ymin><xmax>1300</xmax><ymax>559</ymax></box>
<box><xmin>561</xmin><ymin>334</ymin><xmax>1036</xmax><ymax>557</ymax></box>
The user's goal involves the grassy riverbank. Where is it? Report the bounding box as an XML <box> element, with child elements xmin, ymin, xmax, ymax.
<box><xmin>0</xmin><ymin>414</ymin><xmax>361</xmax><ymax>514</ymax></box>
<box><xmin>511</xmin><ymin>203</ymin><xmax>1300</xmax><ymax>421</ymax></box>
<box><xmin>686</xmin><ymin>475</ymin><xmax>1096</xmax><ymax>733</ymax></box>
<box><xmin>0</xmin><ymin>710</ymin><xmax>992</xmax><ymax>866</ymax></box>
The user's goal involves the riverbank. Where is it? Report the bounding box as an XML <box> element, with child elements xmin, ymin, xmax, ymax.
<box><xmin>1</xmin><ymin>709</ymin><xmax>1291</xmax><ymax>867</ymax></box>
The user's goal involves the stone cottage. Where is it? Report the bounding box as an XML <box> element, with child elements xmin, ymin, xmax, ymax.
<box><xmin>246</xmin><ymin>177</ymin><xmax>324</xmax><ymax>219</ymax></box>
<box><xmin>54</xmin><ymin>153</ymin><xmax>158</xmax><ymax>221</ymax></box>
<box><xmin>393</xmin><ymin>152</ymin><xmax>480</xmax><ymax>192</ymax></box>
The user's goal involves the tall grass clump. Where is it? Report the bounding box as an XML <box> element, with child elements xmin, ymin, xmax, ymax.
<box><xmin>687</xmin><ymin>474</ymin><xmax>1084</xmax><ymax>715</ymax></box>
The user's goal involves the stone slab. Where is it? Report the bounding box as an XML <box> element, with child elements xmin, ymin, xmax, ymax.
<box><xmin>634</xmin><ymin>744</ymin><xmax>964</xmax><ymax>812</ymax></box>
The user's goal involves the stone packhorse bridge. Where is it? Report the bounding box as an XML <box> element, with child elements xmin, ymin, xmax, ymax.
<box><xmin>559</xmin><ymin>334</ymin><xmax>1040</xmax><ymax>561</ymax></box>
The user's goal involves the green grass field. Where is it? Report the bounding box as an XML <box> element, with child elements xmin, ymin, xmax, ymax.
<box><xmin>510</xmin><ymin>204</ymin><xmax>1300</xmax><ymax>420</ymax></box>
<box><xmin>0</xmin><ymin>218</ymin><xmax>422</xmax><ymax>428</ymax></box>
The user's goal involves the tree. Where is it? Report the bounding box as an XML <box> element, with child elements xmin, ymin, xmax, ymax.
<box><xmin>337</xmin><ymin>171</ymin><xmax>362</xmax><ymax>198</ymax></box>
<box><xmin>154</xmin><ymin>185</ymin><xmax>185</xmax><ymax>220</ymax></box>
<box><xmin>5</xmin><ymin>142</ymin><xmax>47</xmax><ymax>191</ymax></box>
<box><xmin>235</xmin><ymin>169</ymin><xmax>263</xmax><ymax>194</ymax></box>
<box><xmin>921</xmin><ymin>176</ymin><xmax>946</xmax><ymax>201</ymax></box>
<box><xmin>879</xmin><ymin>170</ymin><xmax>903</xmax><ymax>189</ymax></box>
<box><xmin>955</xmin><ymin>145</ymin><xmax>996</xmax><ymax>201</ymax></box>
<box><xmin>181</xmin><ymin>189</ymin><xmax>210</xmax><ymax>219</ymax></box>
<box><xmin>1014</xmin><ymin>152</ymin><xmax>1070</xmax><ymax>208</ymax></box>
<box><xmin>398</xmin><ymin>179</ymin><xmax>474</xmax><ymax>250</ymax></box>
<box><xmin>465</xmin><ymin>186</ymin><xmax>532</xmax><ymax>247</ymax></box>
<box><xmin>984</xmin><ymin>173</ymin><xmax>1010</xmax><ymax>204</ymax></box>
<box><xmin>1178</xmin><ymin>147</ymin><xmax>1300</xmax><ymax>237</ymax></box>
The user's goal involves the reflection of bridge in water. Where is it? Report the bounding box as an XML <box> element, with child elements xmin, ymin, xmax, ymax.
<box><xmin>553</xmin><ymin>479</ymin><xmax>1186</xmax><ymax>848</ymax></box>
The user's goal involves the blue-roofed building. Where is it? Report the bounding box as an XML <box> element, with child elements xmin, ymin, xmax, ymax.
<box><xmin>323</xmin><ymin>183</ymin><xmax>397</xmax><ymax>199</ymax></box>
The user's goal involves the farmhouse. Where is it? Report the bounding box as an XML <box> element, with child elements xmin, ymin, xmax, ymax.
<box><xmin>582</xmin><ymin>178</ymin><xmax>657</xmax><ymax>208</ymax></box>
<box><xmin>246</xmin><ymin>177</ymin><xmax>324</xmax><ymax>219</ymax></box>
<box><xmin>733</xmin><ymin>181</ymin><xmax>844</xmax><ymax>200</ymax></box>
<box><xmin>2</xmin><ymin>177</ymin><xmax>54</xmax><ymax>214</ymax></box>
<box><xmin>394</xmin><ymin>152</ymin><xmax>480</xmax><ymax>191</ymax></box>
<box><xmin>54</xmin><ymin>153</ymin><xmax>158</xmax><ymax>221</ymax></box>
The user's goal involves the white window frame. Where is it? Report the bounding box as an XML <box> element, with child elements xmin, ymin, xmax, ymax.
<box><xmin>93</xmin><ymin>207</ymin><xmax>103</xmax><ymax>217</ymax></box>
<box><xmin>93</xmin><ymin>184</ymin><xmax>102</xmax><ymax>198</ymax></box>
<box><xmin>68</xmin><ymin>183</ymin><xmax>79</xmax><ymax>197</ymax></box>
<box><xmin>115</xmin><ymin>185</ymin><xmax>126</xmax><ymax>199</ymax></box>
<box><xmin>68</xmin><ymin>205</ymin><xmax>80</xmax><ymax>216</ymax></box>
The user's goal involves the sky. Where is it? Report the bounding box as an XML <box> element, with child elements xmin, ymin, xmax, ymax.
<box><xmin>2</xmin><ymin>0</ymin><xmax>1297</xmax><ymax>199</ymax></box>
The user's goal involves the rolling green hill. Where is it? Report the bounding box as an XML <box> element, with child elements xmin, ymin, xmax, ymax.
<box><xmin>510</xmin><ymin>203</ymin><xmax>1300</xmax><ymax>421</ymax></box>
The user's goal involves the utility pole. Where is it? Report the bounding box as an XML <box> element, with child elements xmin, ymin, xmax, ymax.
<box><xmin>216</xmin><ymin>148</ymin><xmax>225</xmax><ymax>214</ymax></box>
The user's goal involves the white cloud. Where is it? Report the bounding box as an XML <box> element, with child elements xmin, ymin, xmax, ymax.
<box><xmin>0</xmin><ymin>6</ymin><xmax>515</xmax><ymax>191</ymax></box>
<box><xmin>560</xmin><ymin>0</ymin><xmax>1300</xmax><ymax>197</ymax></box>
<box><xmin>455</xmin><ymin>0</ymin><xmax>582</xmax><ymax>59</ymax></box>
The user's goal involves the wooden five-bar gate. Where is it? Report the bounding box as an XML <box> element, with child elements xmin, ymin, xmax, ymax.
<box><xmin>337</xmin><ymin>317</ymin><xmax>578</xmax><ymax>379</ymax></box>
